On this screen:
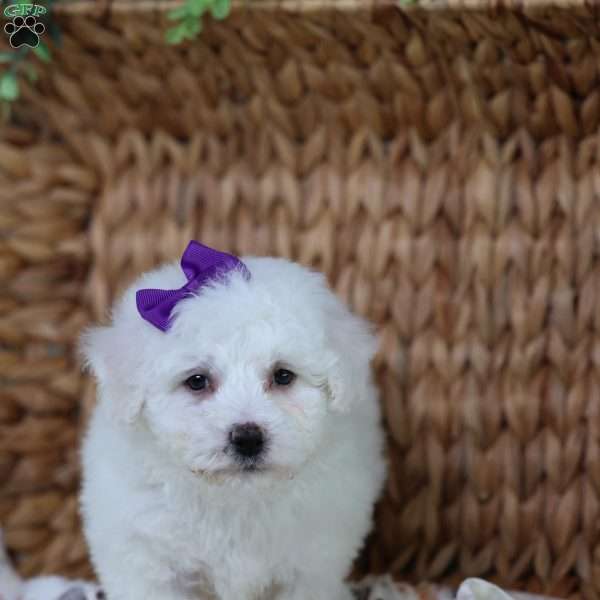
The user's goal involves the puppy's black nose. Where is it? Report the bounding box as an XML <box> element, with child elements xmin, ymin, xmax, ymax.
<box><xmin>229</xmin><ymin>423</ymin><xmax>264</xmax><ymax>458</ymax></box>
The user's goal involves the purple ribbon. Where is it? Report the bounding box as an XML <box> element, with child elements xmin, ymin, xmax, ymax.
<box><xmin>136</xmin><ymin>241</ymin><xmax>251</xmax><ymax>332</ymax></box>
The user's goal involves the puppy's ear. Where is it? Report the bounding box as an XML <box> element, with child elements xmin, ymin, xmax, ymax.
<box><xmin>79</xmin><ymin>326</ymin><xmax>111</xmax><ymax>383</ymax></box>
<box><xmin>324</xmin><ymin>296</ymin><xmax>378</xmax><ymax>413</ymax></box>
<box><xmin>79</xmin><ymin>326</ymin><xmax>144</xmax><ymax>423</ymax></box>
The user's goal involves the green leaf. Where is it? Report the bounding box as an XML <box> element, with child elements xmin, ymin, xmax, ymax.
<box><xmin>188</xmin><ymin>0</ymin><xmax>209</xmax><ymax>17</ymax></box>
<box><xmin>184</xmin><ymin>16</ymin><xmax>202</xmax><ymax>36</ymax></box>
<box><xmin>167</xmin><ymin>4</ymin><xmax>190</xmax><ymax>20</ymax></box>
<box><xmin>210</xmin><ymin>0</ymin><xmax>230</xmax><ymax>20</ymax></box>
<box><xmin>165</xmin><ymin>22</ymin><xmax>190</xmax><ymax>44</ymax></box>
<box><xmin>165</xmin><ymin>0</ymin><xmax>230</xmax><ymax>42</ymax></box>
<box><xmin>33</xmin><ymin>42</ymin><xmax>51</xmax><ymax>63</ymax></box>
<box><xmin>0</xmin><ymin>52</ymin><xmax>15</xmax><ymax>63</ymax></box>
<box><xmin>24</xmin><ymin>63</ymin><xmax>38</xmax><ymax>82</ymax></box>
<box><xmin>0</xmin><ymin>72</ymin><xmax>19</xmax><ymax>101</ymax></box>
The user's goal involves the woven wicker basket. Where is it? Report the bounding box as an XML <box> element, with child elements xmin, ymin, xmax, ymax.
<box><xmin>1</xmin><ymin>0</ymin><xmax>600</xmax><ymax>597</ymax></box>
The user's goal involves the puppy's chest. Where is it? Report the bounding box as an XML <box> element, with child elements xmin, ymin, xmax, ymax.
<box><xmin>166</xmin><ymin>509</ymin><xmax>293</xmax><ymax>600</ymax></box>
<box><xmin>137</xmin><ymin>495</ymin><xmax>298</xmax><ymax>576</ymax></box>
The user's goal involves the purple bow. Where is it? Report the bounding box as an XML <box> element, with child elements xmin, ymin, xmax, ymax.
<box><xmin>136</xmin><ymin>241</ymin><xmax>251</xmax><ymax>332</ymax></box>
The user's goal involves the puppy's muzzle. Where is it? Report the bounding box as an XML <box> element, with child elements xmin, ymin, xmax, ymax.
<box><xmin>229</xmin><ymin>423</ymin><xmax>265</xmax><ymax>459</ymax></box>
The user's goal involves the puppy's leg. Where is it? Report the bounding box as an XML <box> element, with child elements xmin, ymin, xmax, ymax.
<box><xmin>281</xmin><ymin>577</ymin><xmax>355</xmax><ymax>600</ymax></box>
<box><xmin>96</xmin><ymin>577</ymin><xmax>193</xmax><ymax>600</ymax></box>
<box><xmin>89</xmin><ymin>544</ymin><xmax>195</xmax><ymax>600</ymax></box>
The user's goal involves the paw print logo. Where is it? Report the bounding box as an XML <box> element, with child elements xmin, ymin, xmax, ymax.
<box><xmin>4</xmin><ymin>15</ymin><xmax>45</xmax><ymax>49</ymax></box>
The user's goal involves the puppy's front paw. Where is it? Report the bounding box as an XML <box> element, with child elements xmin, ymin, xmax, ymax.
<box><xmin>350</xmin><ymin>577</ymin><xmax>403</xmax><ymax>600</ymax></box>
<box><xmin>281</xmin><ymin>581</ymin><xmax>355</xmax><ymax>600</ymax></box>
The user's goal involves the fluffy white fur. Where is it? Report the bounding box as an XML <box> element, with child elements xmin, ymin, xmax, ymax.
<box><xmin>80</xmin><ymin>256</ymin><xmax>386</xmax><ymax>600</ymax></box>
<box><xmin>0</xmin><ymin>529</ymin><xmax>103</xmax><ymax>600</ymax></box>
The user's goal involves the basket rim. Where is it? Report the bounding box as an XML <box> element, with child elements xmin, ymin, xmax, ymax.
<box><xmin>49</xmin><ymin>0</ymin><xmax>592</xmax><ymax>15</ymax></box>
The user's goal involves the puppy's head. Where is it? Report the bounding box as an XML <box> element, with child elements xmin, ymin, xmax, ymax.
<box><xmin>81</xmin><ymin>257</ymin><xmax>376</xmax><ymax>480</ymax></box>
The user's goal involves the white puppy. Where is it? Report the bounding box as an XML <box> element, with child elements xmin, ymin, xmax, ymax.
<box><xmin>80</xmin><ymin>247</ymin><xmax>386</xmax><ymax>600</ymax></box>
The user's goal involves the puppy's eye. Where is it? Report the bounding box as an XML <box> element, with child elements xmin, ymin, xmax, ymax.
<box><xmin>273</xmin><ymin>368</ymin><xmax>296</xmax><ymax>386</ymax></box>
<box><xmin>185</xmin><ymin>374</ymin><xmax>210</xmax><ymax>392</ymax></box>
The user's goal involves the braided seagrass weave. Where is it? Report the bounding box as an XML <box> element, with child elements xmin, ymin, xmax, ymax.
<box><xmin>1</xmin><ymin>0</ymin><xmax>600</xmax><ymax>598</ymax></box>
